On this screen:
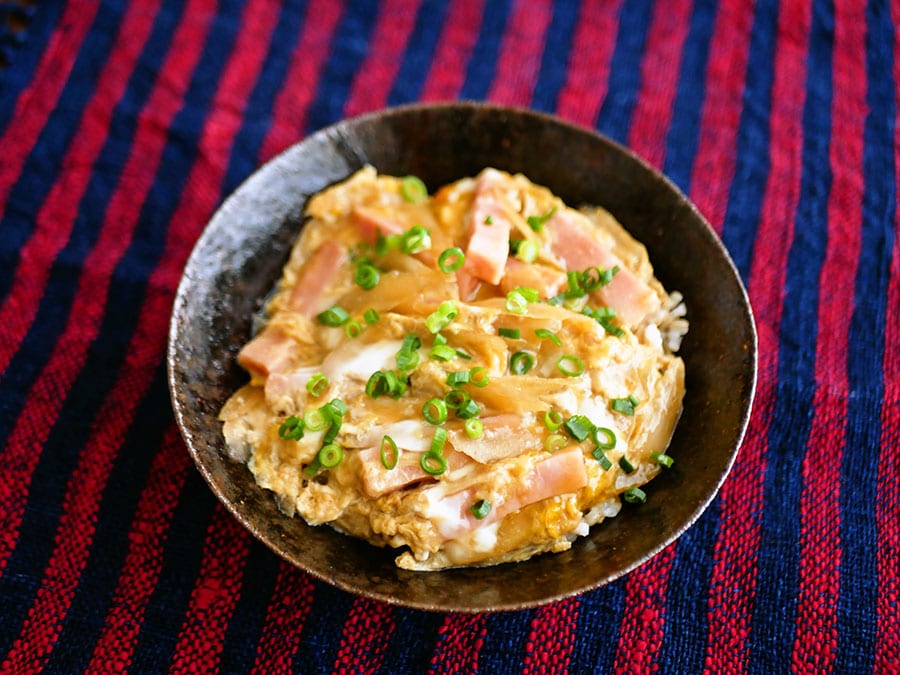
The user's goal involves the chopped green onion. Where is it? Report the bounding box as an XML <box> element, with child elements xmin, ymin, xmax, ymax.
<box><xmin>516</xmin><ymin>286</ymin><xmax>540</xmax><ymax>302</ymax></box>
<box><xmin>543</xmin><ymin>409</ymin><xmax>563</xmax><ymax>431</ymax></box>
<box><xmin>381</xmin><ymin>435</ymin><xmax>399</xmax><ymax>470</ymax></box>
<box><xmin>563</xmin><ymin>414</ymin><xmax>594</xmax><ymax>442</ymax></box>
<box><xmin>364</xmin><ymin>308</ymin><xmax>380</xmax><ymax>325</ymax></box>
<box><xmin>456</xmin><ymin>398</ymin><xmax>481</xmax><ymax>419</ymax></box>
<box><xmin>429</xmin><ymin>344</ymin><xmax>457</xmax><ymax>361</ymax></box>
<box><xmin>321</xmin><ymin>398</ymin><xmax>346</xmax><ymax>444</ymax></box>
<box><xmin>566</xmin><ymin>270</ymin><xmax>584</xmax><ymax>297</ymax></box>
<box><xmin>446</xmin><ymin>371</ymin><xmax>470</xmax><ymax>387</ymax></box>
<box><xmin>498</xmin><ymin>327</ymin><xmax>521</xmax><ymax>339</ymax></box>
<box><xmin>375</xmin><ymin>232</ymin><xmax>402</xmax><ymax>256</ymax></box>
<box><xmin>433</xmin><ymin>332</ymin><xmax>447</xmax><ymax>346</ymax></box>
<box><xmin>557</xmin><ymin>354</ymin><xmax>585</xmax><ymax>377</ymax></box>
<box><xmin>317</xmin><ymin>305</ymin><xmax>350</xmax><ymax>327</ymax></box>
<box><xmin>354</xmin><ymin>262</ymin><xmax>380</xmax><ymax>289</ymax></box>
<box><xmin>484</xmin><ymin>215</ymin><xmax>494</xmax><ymax>225</ymax></box>
<box><xmin>464</xmin><ymin>418</ymin><xmax>483</xmax><ymax>439</ymax></box>
<box><xmin>455</xmin><ymin>349</ymin><xmax>472</xmax><ymax>360</ymax></box>
<box><xmin>515</xmin><ymin>239</ymin><xmax>539</xmax><ymax>263</ymax></box>
<box><xmin>430</xmin><ymin>427</ymin><xmax>448</xmax><ymax>454</ymax></box>
<box><xmin>318</xmin><ymin>443</ymin><xmax>343</xmax><ymax>468</ymax></box>
<box><xmin>438</xmin><ymin>247</ymin><xmax>465</xmax><ymax>273</ymax></box>
<box><xmin>581</xmin><ymin>265</ymin><xmax>618</xmax><ymax>291</ymax></box>
<box><xmin>426</xmin><ymin>300</ymin><xmax>458</xmax><ymax>333</ymax></box>
<box><xmin>470</xmin><ymin>499</ymin><xmax>492</xmax><ymax>519</ymax></box>
<box><xmin>509</xmin><ymin>351</ymin><xmax>535</xmax><ymax>375</ymax></box>
<box><xmin>527</xmin><ymin>207</ymin><xmax>556</xmax><ymax>232</ymax></box>
<box><xmin>535</xmin><ymin>328</ymin><xmax>562</xmax><ymax>346</ymax></box>
<box><xmin>444</xmin><ymin>389</ymin><xmax>469</xmax><ymax>409</ymax></box>
<box><xmin>623</xmin><ymin>486</ymin><xmax>647</xmax><ymax>504</ymax></box>
<box><xmin>592</xmin><ymin>447</ymin><xmax>613</xmax><ymax>470</ymax></box>
<box><xmin>506</xmin><ymin>290</ymin><xmax>529</xmax><ymax>314</ymax></box>
<box><xmin>383</xmin><ymin>370</ymin><xmax>407</xmax><ymax>398</ymax></box>
<box><xmin>396</xmin><ymin>333</ymin><xmax>421</xmax><ymax>372</ymax></box>
<box><xmin>303</xmin><ymin>457</ymin><xmax>321</xmax><ymax>476</ymax></box>
<box><xmin>345</xmin><ymin>320</ymin><xmax>363</xmax><ymax>339</ymax></box>
<box><xmin>469</xmin><ymin>366</ymin><xmax>489</xmax><ymax>387</ymax></box>
<box><xmin>421</xmin><ymin>428</ymin><xmax>448</xmax><ymax>475</ymax></box>
<box><xmin>592</xmin><ymin>426</ymin><xmax>616</xmax><ymax>450</ymax></box>
<box><xmin>306</xmin><ymin>373</ymin><xmax>329</xmax><ymax>398</ymax></box>
<box><xmin>423</xmin><ymin>397</ymin><xmax>448</xmax><ymax>425</ymax></box>
<box><xmin>366</xmin><ymin>370</ymin><xmax>407</xmax><ymax>399</ymax></box>
<box><xmin>400</xmin><ymin>175</ymin><xmax>428</xmax><ymax>203</ymax></box>
<box><xmin>611</xmin><ymin>395</ymin><xmax>640</xmax><ymax>416</ymax></box>
<box><xmin>545</xmin><ymin>433</ymin><xmax>567</xmax><ymax>453</ymax></box>
<box><xmin>619</xmin><ymin>456</ymin><xmax>636</xmax><ymax>474</ymax></box>
<box><xmin>303</xmin><ymin>407</ymin><xmax>328</xmax><ymax>432</ymax></box>
<box><xmin>652</xmin><ymin>452</ymin><xmax>674</xmax><ymax>468</ymax></box>
<box><xmin>277</xmin><ymin>415</ymin><xmax>304</xmax><ymax>440</ymax></box>
<box><xmin>401</xmin><ymin>225</ymin><xmax>431</xmax><ymax>254</ymax></box>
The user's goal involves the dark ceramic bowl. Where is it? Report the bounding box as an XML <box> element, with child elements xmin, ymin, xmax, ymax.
<box><xmin>168</xmin><ymin>102</ymin><xmax>756</xmax><ymax>612</ymax></box>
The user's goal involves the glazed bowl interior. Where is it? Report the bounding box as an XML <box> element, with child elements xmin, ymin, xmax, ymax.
<box><xmin>168</xmin><ymin>103</ymin><xmax>757</xmax><ymax>612</ymax></box>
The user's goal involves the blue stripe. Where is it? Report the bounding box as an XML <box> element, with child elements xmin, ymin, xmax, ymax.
<box><xmin>129</xmin><ymin>473</ymin><xmax>219</xmax><ymax>670</ymax></box>
<box><xmin>380</xmin><ymin>608</ymin><xmax>444</xmax><ymax>671</ymax></box>
<box><xmin>836</xmin><ymin>2</ymin><xmax>896</xmax><ymax>669</ymax></box>
<box><xmin>292</xmin><ymin>583</ymin><xmax>356</xmax><ymax>674</ymax></box>
<box><xmin>221</xmin><ymin>0</ymin><xmax>310</xmax><ymax>196</ymax></box>
<box><xmin>531</xmin><ymin>0</ymin><xmax>582</xmax><ymax>113</ymax></box>
<box><xmin>595</xmin><ymin>0</ymin><xmax>654</xmax><ymax>144</ymax></box>
<box><xmin>0</xmin><ymin>1</ymin><xmax>64</xmax><ymax>131</ymax></box>
<box><xmin>304</xmin><ymin>0</ymin><xmax>381</xmax><ymax>133</ymax></box>
<box><xmin>218</xmin><ymin>543</ymin><xmax>283</xmax><ymax>672</ymax></box>
<box><xmin>458</xmin><ymin>0</ymin><xmax>512</xmax><ymax>101</ymax></box>
<box><xmin>478</xmin><ymin>610</ymin><xmax>533</xmax><ymax>672</ymax></box>
<box><xmin>386</xmin><ymin>0</ymin><xmax>452</xmax><ymax>106</ymax></box>
<box><xmin>662</xmin><ymin>0</ymin><xmax>718</xmax><ymax>194</ymax></box>
<box><xmin>43</xmin><ymin>364</ymin><xmax>173</xmax><ymax>672</ymax></box>
<box><xmin>571</xmin><ymin>581</ymin><xmax>626</xmax><ymax>671</ymax></box>
<box><xmin>0</xmin><ymin>2</ymin><xmax>127</xmax><ymax>302</ymax></box>
<box><xmin>752</xmin><ymin>1</ymin><xmax>834</xmax><ymax>672</ymax></box>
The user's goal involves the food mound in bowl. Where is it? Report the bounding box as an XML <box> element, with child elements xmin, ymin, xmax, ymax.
<box><xmin>219</xmin><ymin>167</ymin><xmax>688</xmax><ymax>571</ymax></box>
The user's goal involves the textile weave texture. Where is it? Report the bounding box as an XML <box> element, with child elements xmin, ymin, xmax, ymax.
<box><xmin>0</xmin><ymin>0</ymin><xmax>898</xmax><ymax>672</ymax></box>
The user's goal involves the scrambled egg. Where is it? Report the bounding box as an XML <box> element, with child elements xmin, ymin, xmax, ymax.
<box><xmin>219</xmin><ymin>167</ymin><xmax>687</xmax><ymax>570</ymax></box>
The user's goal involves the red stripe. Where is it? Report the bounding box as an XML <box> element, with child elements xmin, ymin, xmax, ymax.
<box><xmin>485</xmin><ymin>0</ymin><xmax>553</xmax><ymax>107</ymax></box>
<box><xmin>702</xmin><ymin>0</ymin><xmax>810</xmax><ymax>670</ymax></box>
<box><xmin>0</xmin><ymin>0</ymin><xmax>166</xmax><ymax>379</ymax></box>
<box><xmin>555</xmin><ymin>0</ymin><xmax>624</xmax><ymax>127</ymax></box>
<box><xmin>419</xmin><ymin>0</ymin><xmax>486</xmax><ymax>102</ymax></box>
<box><xmin>792</xmin><ymin>1</ymin><xmax>867</xmax><ymax>670</ymax></box>
<box><xmin>612</xmin><ymin>546</ymin><xmax>676</xmax><ymax>674</ymax></box>
<box><xmin>0</xmin><ymin>0</ymin><xmax>101</xmax><ymax>218</ymax></box>
<box><xmin>168</xmin><ymin>507</ymin><xmax>252</xmax><ymax>672</ymax></box>
<box><xmin>343</xmin><ymin>0</ymin><xmax>423</xmax><ymax>119</ymax></box>
<box><xmin>0</xmin><ymin>0</ymin><xmax>184</xmax><ymax>577</ymax></box>
<box><xmin>331</xmin><ymin>598</ymin><xmax>396</xmax><ymax>674</ymax></box>
<box><xmin>688</xmin><ymin>0</ymin><xmax>755</xmax><ymax>235</ymax></box>
<box><xmin>877</xmin><ymin>4</ymin><xmax>900</xmax><ymax>670</ymax></box>
<box><xmin>427</xmin><ymin>614</ymin><xmax>487</xmax><ymax>674</ymax></box>
<box><xmin>257</xmin><ymin>1</ymin><xmax>345</xmax><ymax>163</ymax></box>
<box><xmin>249</xmin><ymin>566</ymin><xmax>316</xmax><ymax>674</ymax></box>
<box><xmin>520</xmin><ymin>598</ymin><xmax>580</xmax><ymax>675</ymax></box>
<box><xmin>86</xmin><ymin>426</ymin><xmax>193</xmax><ymax>671</ymax></box>
<box><xmin>626</xmin><ymin>0</ymin><xmax>693</xmax><ymax>168</ymax></box>
<box><xmin>0</xmin><ymin>0</ymin><xmax>279</xmax><ymax>665</ymax></box>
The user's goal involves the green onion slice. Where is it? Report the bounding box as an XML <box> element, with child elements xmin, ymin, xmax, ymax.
<box><xmin>380</xmin><ymin>435</ymin><xmax>399</xmax><ymax>470</ymax></box>
<box><xmin>426</xmin><ymin>300</ymin><xmax>458</xmax><ymax>333</ymax></box>
<box><xmin>498</xmin><ymin>327</ymin><xmax>521</xmax><ymax>339</ymax></box>
<box><xmin>400</xmin><ymin>175</ymin><xmax>428</xmax><ymax>203</ymax></box>
<box><xmin>469</xmin><ymin>366</ymin><xmax>489</xmax><ymax>387</ymax></box>
<box><xmin>527</xmin><ymin>207</ymin><xmax>556</xmax><ymax>232</ymax></box>
<box><xmin>438</xmin><ymin>247</ymin><xmax>465</xmax><ymax>273</ymax></box>
<box><xmin>592</xmin><ymin>426</ymin><xmax>616</xmax><ymax>450</ymax></box>
<box><xmin>446</xmin><ymin>371</ymin><xmax>470</xmax><ymax>387</ymax></box>
<box><xmin>303</xmin><ymin>407</ymin><xmax>328</xmax><ymax>432</ymax></box>
<box><xmin>354</xmin><ymin>262</ymin><xmax>380</xmax><ymax>289</ymax></box>
<box><xmin>509</xmin><ymin>351</ymin><xmax>535</xmax><ymax>375</ymax></box>
<box><xmin>317</xmin><ymin>305</ymin><xmax>350</xmax><ymax>327</ymax></box>
<box><xmin>364</xmin><ymin>308</ymin><xmax>380</xmax><ymax>325</ymax></box>
<box><xmin>396</xmin><ymin>333</ymin><xmax>421</xmax><ymax>372</ymax></box>
<box><xmin>344</xmin><ymin>320</ymin><xmax>363</xmax><ymax>339</ymax></box>
<box><xmin>515</xmin><ymin>239</ymin><xmax>539</xmax><ymax>264</ymax></box>
<box><xmin>535</xmin><ymin>328</ymin><xmax>562</xmax><ymax>346</ymax></box>
<box><xmin>318</xmin><ymin>443</ymin><xmax>343</xmax><ymax>468</ymax></box>
<box><xmin>619</xmin><ymin>456</ymin><xmax>636</xmax><ymax>474</ymax></box>
<box><xmin>545</xmin><ymin>433</ymin><xmax>567</xmax><ymax>453</ymax></box>
<box><xmin>429</xmin><ymin>344</ymin><xmax>457</xmax><ymax>362</ymax></box>
<box><xmin>506</xmin><ymin>290</ymin><xmax>528</xmax><ymax>314</ymax></box>
<box><xmin>422</xmin><ymin>397</ymin><xmax>448</xmax><ymax>425</ymax></box>
<box><xmin>623</xmin><ymin>486</ymin><xmax>647</xmax><ymax>504</ymax></box>
<box><xmin>470</xmin><ymin>499</ymin><xmax>492</xmax><ymax>519</ymax></box>
<box><xmin>277</xmin><ymin>415</ymin><xmax>304</xmax><ymax>440</ymax></box>
<box><xmin>556</xmin><ymin>354</ymin><xmax>585</xmax><ymax>377</ymax></box>
<box><xmin>464</xmin><ymin>418</ymin><xmax>483</xmax><ymax>439</ymax></box>
<box><xmin>543</xmin><ymin>409</ymin><xmax>563</xmax><ymax>431</ymax></box>
<box><xmin>401</xmin><ymin>225</ymin><xmax>431</xmax><ymax>254</ymax></box>
<box><xmin>444</xmin><ymin>389</ymin><xmax>469</xmax><ymax>410</ymax></box>
<box><xmin>592</xmin><ymin>447</ymin><xmax>613</xmax><ymax>470</ymax></box>
<box><xmin>563</xmin><ymin>414</ymin><xmax>594</xmax><ymax>442</ymax></box>
<box><xmin>610</xmin><ymin>395</ymin><xmax>640</xmax><ymax>416</ymax></box>
<box><xmin>652</xmin><ymin>452</ymin><xmax>674</xmax><ymax>468</ymax></box>
<box><xmin>420</xmin><ymin>452</ymin><xmax>447</xmax><ymax>476</ymax></box>
<box><xmin>456</xmin><ymin>398</ymin><xmax>480</xmax><ymax>419</ymax></box>
<box><xmin>306</xmin><ymin>373</ymin><xmax>329</xmax><ymax>398</ymax></box>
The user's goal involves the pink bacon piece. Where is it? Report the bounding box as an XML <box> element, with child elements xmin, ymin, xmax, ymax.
<box><xmin>460</xmin><ymin>170</ymin><xmax>511</xmax><ymax>286</ymax></box>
